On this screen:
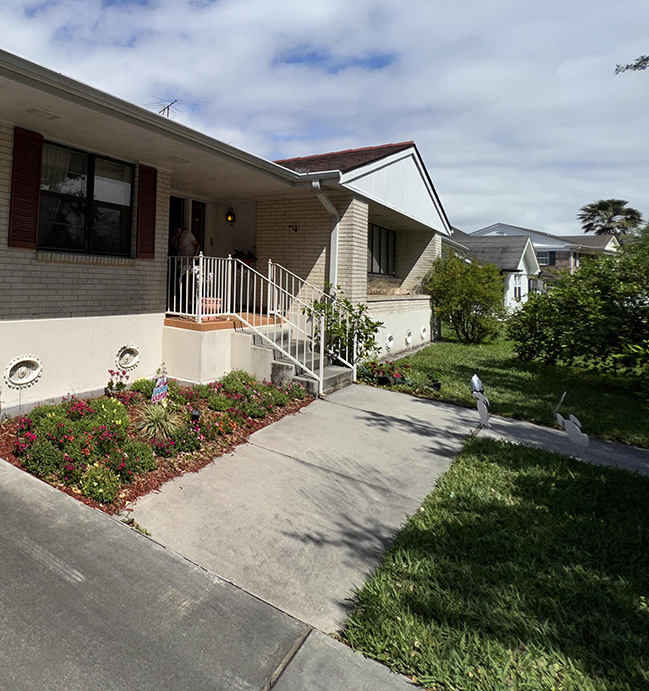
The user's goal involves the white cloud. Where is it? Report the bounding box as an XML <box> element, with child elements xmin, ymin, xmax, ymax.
<box><xmin>1</xmin><ymin>0</ymin><xmax>648</xmax><ymax>233</ymax></box>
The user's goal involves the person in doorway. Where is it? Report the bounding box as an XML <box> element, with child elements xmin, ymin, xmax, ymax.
<box><xmin>177</xmin><ymin>226</ymin><xmax>200</xmax><ymax>257</ymax></box>
<box><xmin>171</xmin><ymin>227</ymin><xmax>200</xmax><ymax>314</ymax></box>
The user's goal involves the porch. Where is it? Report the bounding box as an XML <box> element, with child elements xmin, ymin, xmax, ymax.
<box><xmin>163</xmin><ymin>254</ymin><xmax>357</xmax><ymax>395</ymax></box>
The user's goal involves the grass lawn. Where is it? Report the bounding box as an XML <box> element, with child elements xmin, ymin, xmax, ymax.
<box><xmin>396</xmin><ymin>335</ymin><xmax>649</xmax><ymax>448</ymax></box>
<box><xmin>341</xmin><ymin>437</ymin><xmax>649</xmax><ymax>690</ymax></box>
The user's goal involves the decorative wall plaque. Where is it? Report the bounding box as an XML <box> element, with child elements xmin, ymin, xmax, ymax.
<box><xmin>4</xmin><ymin>355</ymin><xmax>42</xmax><ymax>389</ymax></box>
<box><xmin>421</xmin><ymin>326</ymin><xmax>428</xmax><ymax>341</ymax></box>
<box><xmin>405</xmin><ymin>329</ymin><xmax>413</xmax><ymax>346</ymax></box>
<box><xmin>385</xmin><ymin>333</ymin><xmax>394</xmax><ymax>351</ymax></box>
<box><xmin>115</xmin><ymin>345</ymin><xmax>141</xmax><ymax>371</ymax></box>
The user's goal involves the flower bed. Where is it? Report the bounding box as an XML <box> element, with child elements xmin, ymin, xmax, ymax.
<box><xmin>0</xmin><ymin>370</ymin><xmax>311</xmax><ymax>514</ymax></box>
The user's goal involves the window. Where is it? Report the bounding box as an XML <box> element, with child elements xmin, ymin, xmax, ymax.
<box><xmin>536</xmin><ymin>250</ymin><xmax>556</xmax><ymax>266</ymax></box>
<box><xmin>39</xmin><ymin>142</ymin><xmax>133</xmax><ymax>256</ymax></box>
<box><xmin>513</xmin><ymin>274</ymin><xmax>522</xmax><ymax>299</ymax></box>
<box><xmin>367</xmin><ymin>224</ymin><xmax>396</xmax><ymax>276</ymax></box>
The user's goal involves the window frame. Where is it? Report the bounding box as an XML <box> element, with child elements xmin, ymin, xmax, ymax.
<box><xmin>38</xmin><ymin>141</ymin><xmax>135</xmax><ymax>258</ymax></box>
<box><xmin>367</xmin><ymin>223</ymin><xmax>396</xmax><ymax>276</ymax></box>
<box><xmin>536</xmin><ymin>250</ymin><xmax>556</xmax><ymax>266</ymax></box>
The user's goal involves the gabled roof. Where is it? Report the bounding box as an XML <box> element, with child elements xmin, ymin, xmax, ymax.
<box><xmin>560</xmin><ymin>235</ymin><xmax>619</xmax><ymax>249</ymax></box>
<box><xmin>471</xmin><ymin>222</ymin><xmax>560</xmax><ymax>240</ymax></box>
<box><xmin>275</xmin><ymin>142</ymin><xmax>414</xmax><ymax>174</ymax></box>
<box><xmin>471</xmin><ymin>223</ymin><xmax>619</xmax><ymax>253</ymax></box>
<box><xmin>459</xmin><ymin>235</ymin><xmax>533</xmax><ymax>272</ymax></box>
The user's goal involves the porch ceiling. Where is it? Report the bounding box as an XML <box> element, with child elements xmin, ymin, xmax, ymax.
<box><xmin>0</xmin><ymin>50</ymin><xmax>299</xmax><ymax>202</ymax></box>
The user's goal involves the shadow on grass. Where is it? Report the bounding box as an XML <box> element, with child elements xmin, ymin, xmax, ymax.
<box><xmin>342</xmin><ymin>438</ymin><xmax>649</xmax><ymax>689</ymax></box>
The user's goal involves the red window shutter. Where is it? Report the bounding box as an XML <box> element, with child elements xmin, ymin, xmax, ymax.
<box><xmin>8</xmin><ymin>127</ymin><xmax>43</xmax><ymax>249</ymax></box>
<box><xmin>136</xmin><ymin>165</ymin><xmax>157</xmax><ymax>259</ymax></box>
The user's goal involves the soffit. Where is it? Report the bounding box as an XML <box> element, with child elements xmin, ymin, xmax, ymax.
<box><xmin>0</xmin><ymin>61</ymin><xmax>297</xmax><ymax>202</ymax></box>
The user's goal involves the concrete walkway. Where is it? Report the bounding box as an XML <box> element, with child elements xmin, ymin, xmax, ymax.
<box><xmin>130</xmin><ymin>385</ymin><xmax>477</xmax><ymax>632</ymax></box>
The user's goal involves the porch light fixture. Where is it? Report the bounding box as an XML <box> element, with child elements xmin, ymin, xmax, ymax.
<box><xmin>225</xmin><ymin>206</ymin><xmax>236</xmax><ymax>226</ymax></box>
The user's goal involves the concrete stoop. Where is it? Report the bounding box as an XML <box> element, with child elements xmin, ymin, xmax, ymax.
<box><xmin>247</xmin><ymin>331</ymin><xmax>354</xmax><ymax>395</ymax></box>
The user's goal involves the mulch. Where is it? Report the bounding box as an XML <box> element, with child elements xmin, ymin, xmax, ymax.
<box><xmin>0</xmin><ymin>397</ymin><xmax>313</xmax><ymax>516</ymax></box>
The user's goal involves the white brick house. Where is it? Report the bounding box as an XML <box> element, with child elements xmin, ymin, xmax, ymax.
<box><xmin>0</xmin><ymin>49</ymin><xmax>452</xmax><ymax>415</ymax></box>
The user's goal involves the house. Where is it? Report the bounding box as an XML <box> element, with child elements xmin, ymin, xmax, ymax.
<box><xmin>469</xmin><ymin>222</ymin><xmax>619</xmax><ymax>275</ymax></box>
<box><xmin>448</xmin><ymin>229</ymin><xmax>541</xmax><ymax>309</ymax></box>
<box><xmin>0</xmin><ymin>49</ymin><xmax>451</xmax><ymax>416</ymax></box>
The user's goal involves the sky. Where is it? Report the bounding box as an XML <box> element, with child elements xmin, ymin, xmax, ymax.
<box><xmin>1</xmin><ymin>0</ymin><xmax>647</xmax><ymax>234</ymax></box>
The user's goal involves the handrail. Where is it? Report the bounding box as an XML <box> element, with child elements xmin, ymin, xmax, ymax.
<box><xmin>268</xmin><ymin>260</ymin><xmax>357</xmax><ymax>375</ymax></box>
<box><xmin>167</xmin><ymin>254</ymin><xmax>326</xmax><ymax>394</ymax></box>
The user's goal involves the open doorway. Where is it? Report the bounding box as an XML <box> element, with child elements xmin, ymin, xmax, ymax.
<box><xmin>168</xmin><ymin>196</ymin><xmax>185</xmax><ymax>255</ymax></box>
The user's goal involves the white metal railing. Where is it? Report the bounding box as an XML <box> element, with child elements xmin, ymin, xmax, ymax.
<box><xmin>268</xmin><ymin>260</ymin><xmax>357</xmax><ymax>376</ymax></box>
<box><xmin>167</xmin><ymin>254</ymin><xmax>327</xmax><ymax>394</ymax></box>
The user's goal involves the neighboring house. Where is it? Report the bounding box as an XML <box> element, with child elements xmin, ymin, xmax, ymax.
<box><xmin>0</xmin><ymin>49</ymin><xmax>451</xmax><ymax>415</ymax></box>
<box><xmin>470</xmin><ymin>222</ymin><xmax>619</xmax><ymax>275</ymax></box>
<box><xmin>448</xmin><ymin>229</ymin><xmax>541</xmax><ymax>310</ymax></box>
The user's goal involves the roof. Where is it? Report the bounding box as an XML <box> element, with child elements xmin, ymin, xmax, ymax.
<box><xmin>457</xmin><ymin>234</ymin><xmax>532</xmax><ymax>271</ymax></box>
<box><xmin>274</xmin><ymin>142</ymin><xmax>415</xmax><ymax>173</ymax></box>
<box><xmin>471</xmin><ymin>223</ymin><xmax>618</xmax><ymax>251</ymax></box>
<box><xmin>470</xmin><ymin>222</ymin><xmax>561</xmax><ymax>239</ymax></box>
<box><xmin>560</xmin><ymin>235</ymin><xmax>618</xmax><ymax>249</ymax></box>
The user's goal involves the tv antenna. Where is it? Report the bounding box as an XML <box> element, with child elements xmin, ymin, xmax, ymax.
<box><xmin>144</xmin><ymin>96</ymin><xmax>210</xmax><ymax>118</ymax></box>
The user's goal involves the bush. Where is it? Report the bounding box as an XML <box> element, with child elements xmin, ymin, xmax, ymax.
<box><xmin>107</xmin><ymin>441</ymin><xmax>157</xmax><ymax>481</ymax></box>
<box><xmin>80</xmin><ymin>465</ymin><xmax>121</xmax><ymax>503</ymax></box>
<box><xmin>208</xmin><ymin>393</ymin><xmax>232</xmax><ymax>412</ymax></box>
<box><xmin>130</xmin><ymin>378</ymin><xmax>155</xmax><ymax>399</ymax></box>
<box><xmin>507</xmin><ymin>232</ymin><xmax>649</xmax><ymax>374</ymax></box>
<box><xmin>170</xmin><ymin>423</ymin><xmax>203</xmax><ymax>453</ymax></box>
<box><xmin>305</xmin><ymin>289</ymin><xmax>383</xmax><ymax>363</ymax></box>
<box><xmin>92</xmin><ymin>398</ymin><xmax>130</xmax><ymax>440</ymax></box>
<box><xmin>21</xmin><ymin>439</ymin><xmax>64</xmax><ymax>478</ymax></box>
<box><xmin>198</xmin><ymin>410</ymin><xmax>237</xmax><ymax>441</ymax></box>
<box><xmin>425</xmin><ymin>254</ymin><xmax>504</xmax><ymax>344</ymax></box>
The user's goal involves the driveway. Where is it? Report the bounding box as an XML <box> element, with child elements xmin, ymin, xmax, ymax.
<box><xmin>130</xmin><ymin>384</ymin><xmax>479</xmax><ymax>632</ymax></box>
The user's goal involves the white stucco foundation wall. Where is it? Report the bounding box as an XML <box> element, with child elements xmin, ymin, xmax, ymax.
<box><xmin>367</xmin><ymin>296</ymin><xmax>433</xmax><ymax>359</ymax></box>
<box><xmin>1</xmin><ymin>313</ymin><xmax>164</xmax><ymax>416</ymax></box>
<box><xmin>162</xmin><ymin>326</ymin><xmax>234</xmax><ymax>385</ymax></box>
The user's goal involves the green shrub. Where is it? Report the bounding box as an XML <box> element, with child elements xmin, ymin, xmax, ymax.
<box><xmin>136</xmin><ymin>403</ymin><xmax>183</xmax><ymax>441</ymax></box>
<box><xmin>268</xmin><ymin>387</ymin><xmax>290</xmax><ymax>407</ymax></box>
<box><xmin>285</xmin><ymin>382</ymin><xmax>306</xmax><ymax>400</ymax></box>
<box><xmin>107</xmin><ymin>441</ymin><xmax>157</xmax><ymax>481</ymax></box>
<box><xmin>22</xmin><ymin>439</ymin><xmax>64</xmax><ymax>478</ymax></box>
<box><xmin>130</xmin><ymin>378</ymin><xmax>155</xmax><ymax>399</ymax></box>
<box><xmin>30</xmin><ymin>403</ymin><xmax>67</xmax><ymax>426</ymax></box>
<box><xmin>305</xmin><ymin>289</ymin><xmax>383</xmax><ymax>363</ymax></box>
<box><xmin>92</xmin><ymin>398</ymin><xmax>130</xmax><ymax>439</ymax></box>
<box><xmin>208</xmin><ymin>393</ymin><xmax>232</xmax><ymax>412</ymax></box>
<box><xmin>80</xmin><ymin>465</ymin><xmax>121</xmax><ymax>503</ymax></box>
<box><xmin>171</xmin><ymin>423</ymin><xmax>202</xmax><ymax>453</ymax></box>
<box><xmin>197</xmin><ymin>410</ymin><xmax>237</xmax><ymax>440</ymax></box>
<box><xmin>238</xmin><ymin>399</ymin><xmax>268</xmax><ymax>419</ymax></box>
<box><xmin>425</xmin><ymin>253</ymin><xmax>504</xmax><ymax>344</ymax></box>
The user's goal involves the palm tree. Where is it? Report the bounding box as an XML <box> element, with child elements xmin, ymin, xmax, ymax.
<box><xmin>577</xmin><ymin>199</ymin><xmax>643</xmax><ymax>240</ymax></box>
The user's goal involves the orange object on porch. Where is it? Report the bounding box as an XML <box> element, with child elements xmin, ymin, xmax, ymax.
<box><xmin>201</xmin><ymin>297</ymin><xmax>222</xmax><ymax>320</ymax></box>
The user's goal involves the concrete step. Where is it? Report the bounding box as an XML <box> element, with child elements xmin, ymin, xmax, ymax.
<box><xmin>294</xmin><ymin>365</ymin><xmax>354</xmax><ymax>396</ymax></box>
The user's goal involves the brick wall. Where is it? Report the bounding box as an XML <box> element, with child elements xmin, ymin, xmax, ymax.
<box><xmin>337</xmin><ymin>196</ymin><xmax>368</xmax><ymax>303</ymax></box>
<box><xmin>0</xmin><ymin>122</ymin><xmax>170</xmax><ymax>320</ymax></box>
<box><xmin>397</xmin><ymin>229</ymin><xmax>441</xmax><ymax>293</ymax></box>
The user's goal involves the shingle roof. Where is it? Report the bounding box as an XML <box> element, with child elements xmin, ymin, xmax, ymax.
<box><xmin>560</xmin><ymin>235</ymin><xmax>616</xmax><ymax>248</ymax></box>
<box><xmin>274</xmin><ymin>141</ymin><xmax>415</xmax><ymax>173</ymax></box>
<box><xmin>458</xmin><ymin>235</ymin><xmax>530</xmax><ymax>271</ymax></box>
